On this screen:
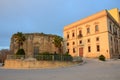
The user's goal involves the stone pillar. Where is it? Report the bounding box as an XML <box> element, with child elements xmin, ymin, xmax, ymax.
<box><xmin>27</xmin><ymin>36</ymin><xmax>33</xmax><ymax>57</ymax></box>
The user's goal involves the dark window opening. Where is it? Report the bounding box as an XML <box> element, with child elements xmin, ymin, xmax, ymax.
<box><xmin>73</xmin><ymin>42</ymin><xmax>75</xmax><ymax>45</ymax></box>
<box><xmin>80</xmin><ymin>40</ymin><xmax>82</xmax><ymax>44</ymax></box>
<box><xmin>88</xmin><ymin>46</ymin><xmax>91</xmax><ymax>52</ymax></box>
<box><xmin>73</xmin><ymin>48</ymin><xmax>76</xmax><ymax>53</ymax></box>
<box><xmin>72</xmin><ymin>32</ymin><xmax>75</xmax><ymax>37</ymax></box>
<box><xmin>97</xmin><ymin>45</ymin><xmax>100</xmax><ymax>52</ymax></box>
<box><xmin>67</xmin><ymin>49</ymin><xmax>69</xmax><ymax>53</ymax></box>
<box><xmin>67</xmin><ymin>34</ymin><xmax>69</xmax><ymax>39</ymax></box>
<box><xmin>96</xmin><ymin>37</ymin><xmax>99</xmax><ymax>41</ymax></box>
<box><xmin>88</xmin><ymin>39</ymin><xmax>90</xmax><ymax>43</ymax></box>
<box><xmin>67</xmin><ymin>42</ymin><xmax>69</xmax><ymax>46</ymax></box>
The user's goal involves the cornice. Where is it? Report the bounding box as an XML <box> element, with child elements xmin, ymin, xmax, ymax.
<box><xmin>64</xmin><ymin>10</ymin><xmax>108</xmax><ymax>31</ymax></box>
<box><xmin>64</xmin><ymin>9</ymin><xmax>120</xmax><ymax>31</ymax></box>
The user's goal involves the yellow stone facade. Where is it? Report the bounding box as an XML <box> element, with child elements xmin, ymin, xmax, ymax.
<box><xmin>63</xmin><ymin>8</ymin><xmax>120</xmax><ymax>59</ymax></box>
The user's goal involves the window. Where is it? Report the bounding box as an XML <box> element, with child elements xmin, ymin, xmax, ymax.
<box><xmin>113</xmin><ymin>26</ymin><xmax>115</xmax><ymax>34</ymax></box>
<box><xmin>96</xmin><ymin>37</ymin><xmax>99</xmax><ymax>41</ymax></box>
<box><xmin>111</xmin><ymin>36</ymin><xmax>113</xmax><ymax>46</ymax></box>
<box><xmin>78</xmin><ymin>30</ymin><xmax>83</xmax><ymax>38</ymax></box>
<box><xmin>67</xmin><ymin>49</ymin><xmax>69</xmax><ymax>53</ymax></box>
<box><xmin>67</xmin><ymin>42</ymin><xmax>69</xmax><ymax>46</ymax></box>
<box><xmin>80</xmin><ymin>40</ymin><xmax>82</xmax><ymax>44</ymax></box>
<box><xmin>111</xmin><ymin>48</ymin><xmax>113</xmax><ymax>54</ymax></box>
<box><xmin>115</xmin><ymin>27</ymin><xmax>117</xmax><ymax>36</ymax></box>
<box><xmin>97</xmin><ymin>45</ymin><xmax>100</xmax><ymax>52</ymax></box>
<box><xmin>110</xmin><ymin>22</ymin><xmax>112</xmax><ymax>32</ymax></box>
<box><xmin>87</xmin><ymin>27</ymin><xmax>90</xmax><ymax>34</ymax></box>
<box><xmin>88</xmin><ymin>46</ymin><xmax>91</xmax><ymax>52</ymax></box>
<box><xmin>87</xmin><ymin>39</ymin><xmax>90</xmax><ymax>43</ymax></box>
<box><xmin>73</xmin><ymin>48</ymin><xmax>76</xmax><ymax>53</ymax></box>
<box><xmin>111</xmin><ymin>36</ymin><xmax>112</xmax><ymax>42</ymax></box>
<box><xmin>116</xmin><ymin>41</ymin><xmax>118</xmax><ymax>52</ymax></box>
<box><xmin>73</xmin><ymin>41</ymin><xmax>75</xmax><ymax>45</ymax></box>
<box><xmin>72</xmin><ymin>32</ymin><xmax>75</xmax><ymax>37</ymax></box>
<box><xmin>95</xmin><ymin>25</ymin><xmax>99</xmax><ymax>32</ymax></box>
<box><xmin>67</xmin><ymin>34</ymin><xmax>69</xmax><ymax>39</ymax></box>
<box><xmin>79</xmin><ymin>30</ymin><xmax>82</xmax><ymax>34</ymax></box>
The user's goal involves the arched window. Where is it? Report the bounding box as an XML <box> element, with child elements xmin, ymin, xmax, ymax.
<box><xmin>87</xmin><ymin>27</ymin><xmax>90</xmax><ymax>34</ymax></box>
<box><xmin>67</xmin><ymin>34</ymin><xmax>69</xmax><ymax>39</ymax></box>
<box><xmin>95</xmin><ymin>25</ymin><xmax>99</xmax><ymax>32</ymax></box>
<box><xmin>72</xmin><ymin>32</ymin><xmax>75</xmax><ymax>37</ymax></box>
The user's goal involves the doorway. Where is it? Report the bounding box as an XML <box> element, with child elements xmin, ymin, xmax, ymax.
<box><xmin>79</xmin><ymin>48</ymin><xmax>83</xmax><ymax>57</ymax></box>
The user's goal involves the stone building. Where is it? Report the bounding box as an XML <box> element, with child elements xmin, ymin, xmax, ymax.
<box><xmin>63</xmin><ymin>8</ymin><xmax>120</xmax><ymax>59</ymax></box>
<box><xmin>10</xmin><ymin>33</ymin><xmax>60</xmax><ymax>56</ymax></box>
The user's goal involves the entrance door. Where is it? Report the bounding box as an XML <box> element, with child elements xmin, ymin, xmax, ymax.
<box><xmin>79</xmin><ymin>48</ymin><xmax>83</xmax><ymax>57</ymax></box>
<box><xmin>34</xmin><ymin>46</ymin><xmax>39</xmax><ymax>56</ymax></box>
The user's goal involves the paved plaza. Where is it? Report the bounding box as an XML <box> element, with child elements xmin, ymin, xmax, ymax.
<box><xmin>0</xmin><ymin>59</ymin><xmax>120</xmax><ymax>80</ymax></box>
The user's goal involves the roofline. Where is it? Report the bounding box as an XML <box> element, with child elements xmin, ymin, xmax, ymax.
<box><xmin>64</xmin><ymin>9</ymin><xmax>120</xmax><ymax>31</ymax></box>
<box><xmin>64</xmin><ymin>10</ymin><xmax>108</xmax><ymax>30</ymax></box>
<box><xmin>106</xmin><ymin>10</ymin><xmax>120</xmax><ymax>27</ymax></box>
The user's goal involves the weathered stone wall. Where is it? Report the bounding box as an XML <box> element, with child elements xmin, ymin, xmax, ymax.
<box><xmin>4</xmin><ymin>59</ymin><xmax>76</xmax><ymax>69</ymax></box>
<box><xmin>10</xmin><ymin>33</ymin><xmax>59</xmax><ymax>56</ymax></box>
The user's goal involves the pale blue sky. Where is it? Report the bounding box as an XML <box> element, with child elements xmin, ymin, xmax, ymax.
<box><xmin>0</xmin><ymin>0</ymin><xmax>120</xmax><ymax>50</ymax></box>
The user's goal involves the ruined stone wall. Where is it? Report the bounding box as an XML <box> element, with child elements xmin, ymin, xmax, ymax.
<box><xmin>10</xmin><ymin>33</ymin><xmax>59</xmax><ymax>56</ymax></box>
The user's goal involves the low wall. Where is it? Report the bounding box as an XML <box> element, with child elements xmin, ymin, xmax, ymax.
<box><xmin>4</xmin><ymin>59</ymin><xmax>78</xmax><ymax>69</ymax></box>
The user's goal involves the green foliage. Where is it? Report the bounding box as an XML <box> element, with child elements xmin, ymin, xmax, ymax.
<box><xmin>64</xmin><ymin>52</ymin><xmax>69</xmax><ymax>56</ymax></box>
<box><xmin>99</xmin><ymin>55</ymin><xmax>106</xmax><ymax>61</ymax></box>
<box><xmin>73</xmin><ymin>56</ymin><xmax>83</xmax><ymax>62</ymax></box>
<box><xmin>34</xmin><ymin>52</ymin><xmax>73</xmax><ymax>61</ymax></box>
<box><xmin>16</xmin><ymin>49</ymin><xmax>25</xmax><ymax>55</ymax></box>
<box><xmin>53</xmin><ymin>35</ymin><xmax>63</xmax><ymax>53</ymax></box>
<box><xmin>53</xmin><ymin>36</ymin><xmax>63</xmax><ymax>47</ymax></box>
<box><xmin>13</xmin><ymin>32</ymin><xmax>26</xmax><ymax>49</ymax></box>
<box><xmin>41</xmin><ymin>52</ymin><xmax>51</xmax><ymax>55</ymax></box>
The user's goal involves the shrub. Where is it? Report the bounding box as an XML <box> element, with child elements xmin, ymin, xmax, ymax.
<box><xmin>99</xmin><ymin>55</ymin><xmax>105</xmax><ymax>61</ymax></box>
<box><xmin>118</xmin><ymin>55</ymin><xmax>120</xmax><ymax>59</ymax></box>
<box><xmin>42</xmin><ymin>52</ymin><xmax>50</xmax><ymax>55</ymax></box>
<box><xmin>35</xmin><ymin>52</ymin><xmax>73</xmax><ymax>61</ymax></box>
<box><xmin>73</xmin><ymin>56</ymin><xmax>83</xmax><ymax>62</ymax></box>
<box><xmin>16</xmin><ymin>49</ymin><xmax>25</xmax><ymax>55</ymax></box>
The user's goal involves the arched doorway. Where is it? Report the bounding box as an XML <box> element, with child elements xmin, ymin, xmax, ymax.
<box><xmin>34</xmin><ymin>46</ymin><xmax>39</xmax><ymax>56</ymax></box>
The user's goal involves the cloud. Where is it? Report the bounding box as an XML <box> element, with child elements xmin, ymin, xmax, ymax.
<box><xmin>0</xmin><ymin>0</ymin><xmax>120</xmax><ymax>50</ymax></box>
<box><xmin>0</xmin><ymin>46</ymin><xmax>9</xmax><ymax>50</ymax></box>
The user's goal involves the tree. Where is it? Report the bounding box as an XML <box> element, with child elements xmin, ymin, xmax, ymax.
<box><xmin>16</xmin><ymin>49</ymin><xmax>25</xmax><ymax>55</ymax></box>
<box><xmin>53</xmin><ymin>35</ymin><xmax>63</xmax><ymax>54</ymax></box>
<box><xmin>0</xmin><ymin>49</ymin><xmax>11</xmax><ymax>64</ymax></box>
<box><xmin>13</xmin><ymin>32</ymin><xmax>26</xmax><ymax>49</ymax></box>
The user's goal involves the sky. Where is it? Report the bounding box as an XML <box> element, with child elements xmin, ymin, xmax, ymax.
<box><xmin>0</xmin><ymin>0</ymin><xmax>120</xmax><ymax>50</ymax></box>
